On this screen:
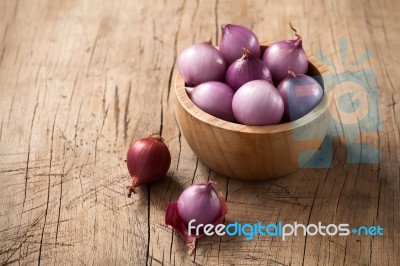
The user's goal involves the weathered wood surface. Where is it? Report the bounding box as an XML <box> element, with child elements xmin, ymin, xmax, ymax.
<box><xmin>0</xmin><ymin>0</ymin><xmax>399</xmax><ymax>265</ymax></box>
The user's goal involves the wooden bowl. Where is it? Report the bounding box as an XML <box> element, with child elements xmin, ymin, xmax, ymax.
<box><xmin>174</xmin><ymin>42</ymin><xmax>331</xmax><ymax>180</ymax></box>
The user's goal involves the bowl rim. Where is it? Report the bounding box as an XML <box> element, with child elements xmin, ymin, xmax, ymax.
<box><xmin>175</xmin><ymin>41</ymin><xmax>332</xmax><ymax>134</ymax></box>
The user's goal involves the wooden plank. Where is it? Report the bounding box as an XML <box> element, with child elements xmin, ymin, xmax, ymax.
<box><xmin>0</xmin><ymin>0</ymin><xmax>398</xmax><ymax>265</ymax></box>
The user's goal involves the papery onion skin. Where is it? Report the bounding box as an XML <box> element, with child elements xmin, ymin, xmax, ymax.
<box><xmin>262</xmin><ymin>38</ymin><xmax>308</xmax><ymax>85</ymax></box>
<box><xmin>232</xmin><ymin>80</ymin><xmax>284</xmax><ymax>126</ymax></box>
<box><xmin>178</xmin><ymin>41</ymin><xmax>226</xmax><ymax>86</ymax></box>
<box><xmin>186</xmin><ymin>81</ymin><xmax>235</xmax><ymax>122</ymax></box>
<box><xmin>225</xmin><ymin>49</ymin><xmax>272</xmax><ymax>91</ymax></box>
<box><xmin>220</xmin><ymin>24</ymin><xmax>260</xmax><ymax>65</ymax></box>
<box><xmin>126</xmin><ymin>134</ymin><xmax>171</xmax><ymax>197</ymax></box>
<box><xmin>177</xmin><ymin>182</ymin><xmax>222</xmax><ymax>226</ymax></box>
<box><xmin>277</xmin><ymin>71</ymin><xmax>323</xmax><ymax>122</ymax></box>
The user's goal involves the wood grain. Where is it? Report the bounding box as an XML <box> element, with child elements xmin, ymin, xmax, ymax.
<box><xmin>0</xmin><ymin>0</ymin><xmax>398</xmax><ymax>265</ymax></box>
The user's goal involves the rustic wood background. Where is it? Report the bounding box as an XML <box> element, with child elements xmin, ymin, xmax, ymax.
<box><xmin>0</xmin><ymin>0</ymin><xmax>399</xmax><ymax>265</ymax></box>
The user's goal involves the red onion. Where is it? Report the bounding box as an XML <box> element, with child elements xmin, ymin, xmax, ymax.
<box><xmin>186</xmin><ymin>81</ymin><xmax>235</xmax><ymax>122</ymax></box>
<box><xmin>220</xmin><ymin>24</ymin><xmax>260</xmax><ymax>65</ymax></box>
<box><xmin>178</xmin><ymin>41</ymin><xmax>226</xmax><ymax>86</ymax></box>
<box><xmin>126</xmin><ymin>133</ymin><xmax>171</xmax><ymax>197</ymax></box>
<box><xmin>177</xmin><ymin>182</ymin><xmax>221</xmax><ymax>225</ymax></box>
<box><xmin>225</xmin><ymin>48</ymin><xmax>272</xmax><ymax>91</ymax></box>
<box><xmin>165</xmin><ymin>182</ymin><xmax>228</xmax><ymax>254</ymax></box>
<box><xmin>262</xmin><ymin>24</ymin><xmax>308</xmax><ymax>85</ymax></box>
<box><xmin>232</xmin><ymin>80</ymin><xmax>284</xmax><ymax>126</ymax></box>
<box><xmin>277</xmin><ymin>70</ymin><xmax>323</xmax><ymax>122</ymax></box>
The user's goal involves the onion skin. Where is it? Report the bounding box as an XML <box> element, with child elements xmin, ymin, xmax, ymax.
<box><xmin>225</xmin><ymin>49</ymin><xmax>272</xmax><ymax>91</ymax></box>
<box><xmin>178</xmin><ymin>41</ymin><xmax>226</xmax><ymax>86</ymax></box>
<box><xmin>126</xmin><ymin>133</ymin><xmax>171</xmax><ymax>197</ymax></box>
<box><xmin>165</xmin><ymin>182</ymin><xmax>228</xmax><ymax>255</ymax></box>
<box><xmin>232</xmin><ymin>80</ymin><xmax>284</xmax><ymax>126</ymax></box>
<box><xmin>220</xmin><ymin>24</ymin><xmax>260</xmax><ymax>65</ymax></box>
<box><xmin>277</xmin><ymin>71</ymin><xmax>323</xmax><ymax>122</ymax></box>
<box><xmin>262</xmin><ymin>38</ymin><xmax>308</xmax><ymax>85</ymax></box>
<box><xmin>186</xmin><ymin>81</ymin><xmax>235</xmax><ymax>122</ymax></box>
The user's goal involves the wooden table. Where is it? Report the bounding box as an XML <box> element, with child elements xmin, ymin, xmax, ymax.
<box><xmin>1</xmin><ymin>0</ymin><xmax>399</xmax><ymax>265</ymax></box>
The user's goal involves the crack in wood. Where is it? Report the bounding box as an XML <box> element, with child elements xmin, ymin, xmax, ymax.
<box><xmin>0</xmin><ymin>45</ymin><xmax>6</xmax><ymax>69</ymax></box>
<box><xmin>55</xmin><ymin>144</ymin><xmax>68</xmax><ymax>246</ymax></box>
<box><xmin>7</xmin><ymin>93</ymin><xmax>15</xmax><ymax>127</ymax></box>
<box><xmin>37</xmin><ymin>109</ymin><xmax>57</xmax><ymax>266</ymax></box>
<box><xmin>123</xmin><ymin>82</ymin><xmax>132</xmax><ymax>146</ymax></box>
<box><xmin>114</xmin><ymin>86</ymin><xmax>120</xmax><ymax>143</ymax></box>
<box><xmin>214</xmin><ymin>0</ymin><xmax>219</xmax><ymax>44</ymax></box>
<box><xmin>68</xmin><ymin>73</ymin><xmax>79</xmax><ymax>111</ymax></box>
